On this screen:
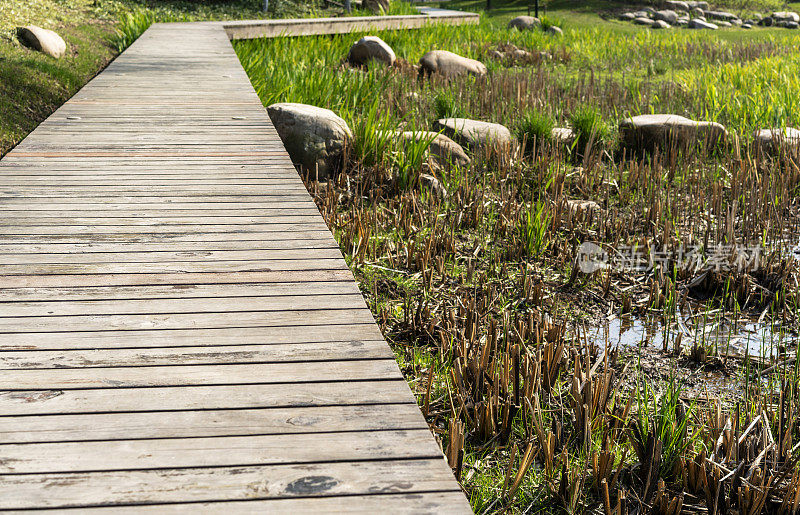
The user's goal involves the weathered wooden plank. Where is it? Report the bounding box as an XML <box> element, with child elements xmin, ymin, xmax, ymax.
<box><xmin>0</xmin><ymin>323</ymin><xmax>384</xmax><ymax>351</ymax></box>
<box><xmin>0</xmin><ymin>232</ymin><xmax>338</xmax><ymax>245</ymax></box>
<box><xmin>0</xmin><ymin>241</ymin><xmax>340</xmax><ymax>255</ymax></box>
<box><xmin>0</xmin><ymin>380</ymin><xmax>416</xmax><ymax>416</ymax></box>
<box><xmin>0</xmin><ymin>205</ymin><xmax>323</xmax><ymax>213</ymax></box>
<box><xmin>0</xmin><ymin>281</ymin><xmax>358</xmax><ymax>302</ymax></box>
<box><xmin>0</xmin><ymin>308</ymin><xmax>376</xmax><ymax>333</ymax></box>
<box><xmin>0</xmin><ymin>216</ymin><xmax>328</xmax><ymax>226</ymax></box>
<box><xmin>0</xmin><ymin>225</ymin><xmax>334</xmax><ymax>236</ymax></box>
<box><xmin>0</xmin><ymin>294</ymin><xmax>365</xmax><ymax>317</ymax></box>
<box><xmin>0</xmin><ymin>196</ymin><xmax>315</xmax><ymax>204</ymax></box>
<box><xmin>0</xmin><ymin>461</ymin><xmax>462</xmax><ymax>510</ymax></box>
<box><xmin>94</xmin><ymin>492</ymin><xmax>469</xmax><ymax>514</ymax></box>
<box><xmin>0</xmin><ymin>187</ymin><xmax>311</xmax><ymax>196</ymax></box>
<box><xmin>0</xmin><ymin>259</ymin><xmax>348</xmax><ymax>275</ymax></box>
<box><xmin>0</xmin><ymin>248</ymin><xmax>344</xmax><ymax>263</ymax></box>
<box><xmin>0</xmin><ymin>270</ymin><xmax>356</xmax><ymax>288</ymax></box>
<box><xmin>0</xmin><ymin>341</ymin><xmax>391</xmax><ymax>369</ymax></box>
<box><xmin>0</xmin><ymin>359</ymin><xmax>402</xmax><ymax>390</ymax></box>
<box><xmin>0</xmin><ymin>429</ymin><xmax>443</xmax><ymax>473</ymax></box>
<box><xmin>0</xmin><ymin>403</ymin><xmax>424</xmax><ymax>443</ymax></box>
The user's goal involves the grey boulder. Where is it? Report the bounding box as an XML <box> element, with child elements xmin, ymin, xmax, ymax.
<box><xmin>396</xmin><ymin>131</ymin><xmax>471</xmax><ymax>167</ymax></box>
<box><xmin>566</xmin><ymin>199</ymin><xmax>601</xmax><ymax>216</ymax></box>
<box><xmin>267</xmin><ymin>103</ymin><xmax>352</xmax><ymax>180</ymax></box>
<box><xmin>689</xmin><ymin>18</ymin><xmax>718</xmax><ymax>29</ymax></box>
<box><xmin>653</xmin><ymin>20</ymin><xmax>672</xmax><ymax>29</ymax></box>
<box><xmin>705</xmin><ymin>10</ymin><xmax>737</xmax><ymax>21</ymax></box>
<box><xmin>634</xmin><ymin>17</ymin><xmax>656</xmax><ymax>26</ymax></box>
<box><xmin>507</xmin><ymin>16</ymin><xmax>540</xmax><ymax>30</ymax></box>
<box><xmin>754</xmin><ymin>128</ymin><xmax>800</xmax><ymax>154</ymax></box>
<box><xmin>654</xmin><ymin>10</ymin><xmax>679</xmax><ymax>24</ymax></box>
<box><xmin>419</xmin><ymin>50</ymin><xmax>487</xmax><ymax>78</ymax></box>
<box><xmin>772</xmin><ymin>11</ymin><xmax>800</xmax><ymax>23</ymax></box>
<box><xmin>551</xmin><ymin>127</ymin><xmax>576</xmax><ymax>145</ymax></box>
<box><xmin>619</xmin><ymin>114</ymin><xmax>727</xmax><ymax>150</ymax></box>
<box><xmin>433</xmin><ymin>118</ymin><xmax>515</xmax><ymax>149</ymax></box>
<box><xmin>665</xmin><ymin>0</ymin><xmax>690</xmax><ymax>10</ymax></box>
<box><xmin>546</xmin><ymin>25</ymin><xmax>564</xmax><ymax>36</ymax></box>
<box><xmin>17</xmin><ymin>25</ymin><xmax>66</xmax><ymax>58</ymax></box>
<box><xmin>346</xmin><ymin>36</ymin><xmax>396</xmax><ymax>67</ymax></box>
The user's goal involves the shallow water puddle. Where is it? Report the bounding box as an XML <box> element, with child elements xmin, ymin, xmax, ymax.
<box><xmin>588</xmin><ymin>314</ymin><xmax>798</xmax><ymax>358</ymax></box>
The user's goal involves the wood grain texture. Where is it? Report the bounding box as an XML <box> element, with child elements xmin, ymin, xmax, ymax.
<box><xmin>0</xmin><ymin>21</ymin><xmax>468</xmax><ymax>511</ymax></box>
<box><xmin>0</xmin><ymin>461</ymin><xmax>464</xmax><ymax>511</ymax></box>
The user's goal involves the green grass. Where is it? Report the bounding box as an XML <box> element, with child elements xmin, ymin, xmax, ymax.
<box><xmin>0</xmin><ymin>20</ymin><xmax>116</xmax><ymax>155</ymax></box>
<box><xmin>515</xmin><ymin>108</ymin><xmax>554</xmax><ymax>150</ymax></box>
<box><xmin>568</xmin><ymin>103</ymin><xmax>612</xmax><ymax>151</ymax></box>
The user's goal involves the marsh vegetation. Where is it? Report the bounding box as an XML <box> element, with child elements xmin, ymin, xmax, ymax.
<box><xmin>236</xmin><ymin>6</ymin><xmax>800</xmax><ymax>512</ymax></box>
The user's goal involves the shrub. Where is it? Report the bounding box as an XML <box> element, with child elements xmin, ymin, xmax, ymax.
<box><xmin>433</xmin><ymin>90</ymin><xmax>462</xmax><ymax>119</ymax></box>
<box><xmin>568</xmin><ymin>104</ymin><xmax>611</xmax><ymax>153</ymax></box>
<box><xmin>539</xmin><ymin>14</ymin><xmax>563</xmax><ymax>31</ymax></box>
<box><xmin>515</xmin><ymin>109</ymin><xmax>555</xmax><ymax>151</ymax></box>
<box><xmin>349</xmin><ymin>100</ymin><xmax>394</xmax><ymax>169</ymax></box>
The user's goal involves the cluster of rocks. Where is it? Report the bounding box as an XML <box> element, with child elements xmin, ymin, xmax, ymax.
<box><xmin>618</xmin><ymin>3</ymin><xmax>800</xmax><ymax>30</ymax></box>
<box><xmin>16</xmin><ymin>25</ymin><xmax>66</xmax><ymax>58</ymax></box>
<box><xmin>488</xmin><ymin>43</ymin><xmax>551</xmax><ymax>64</ymax></box>
<box><xmin>345</xmin><ymin>35</ymin><xmax>491</xmax><ymax>78</ymax></box>
<box><xmin>266</xmin><ymin>103</ymin><xmax>492</xmax><ymax>182</ymax></box>
<box><xmin>756</xmin><ymin>11</ymin><xmax>800</xmax><ymax>29</ymax></box>
<box><xmin>347</xmin><ymin>34</ymin><xmax>552</xmax><ymax>81</ymax></box>
<box><xmin>273</xmin><ymin>36</ymin><xmax>798</xmax><ymax>182</ymax></box>
<box><xmin>507</xmin><ymin>15</ymin><xmax>564</xmax><ymax>36</ymax></box>
<box><xmin>266</xmin><ymin>98</ymin><xmax>796</xmax><ymax>187</ymax></box>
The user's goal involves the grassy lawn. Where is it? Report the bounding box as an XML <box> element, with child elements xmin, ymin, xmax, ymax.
<box><xmin>233</xmin><ymin>1</ymin><xmax>800</xmax><ymax>512</ymax></box>
<box><xmin>0</xmin><ymin>20</ymin><xmax>116</xmax><ymax>155</ymax></box>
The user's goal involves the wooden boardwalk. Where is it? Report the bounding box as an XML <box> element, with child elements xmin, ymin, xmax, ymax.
<box><xmin>221</xmin><ymin>7</ymin><xmax>478</xmax><ymax>39</ymax></box>
<box><xmin>0</xmin><ymin>22</ymin><xmax>470</xmax><ymax>512</ymax></box>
